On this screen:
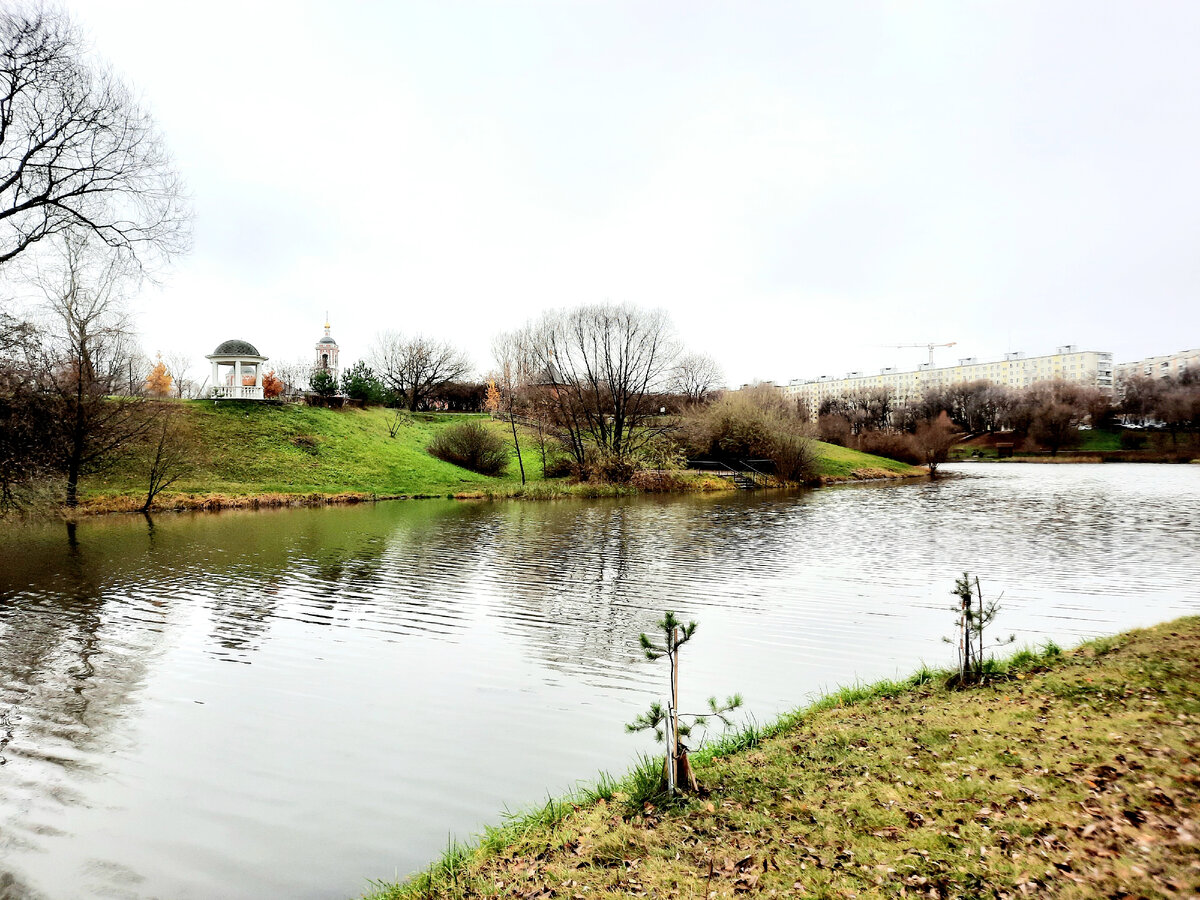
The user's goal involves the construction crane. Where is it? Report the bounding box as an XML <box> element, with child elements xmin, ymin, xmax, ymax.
<box><xmin>891</xmin><ymin>342</ymin><xmax>957</xmax><ymax>367</ymax></box>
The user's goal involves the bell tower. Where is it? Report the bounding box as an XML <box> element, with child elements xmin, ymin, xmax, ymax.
<box><xmin>315</xmin><ymin>314</ymin><xmax>339</xmax><ymax>380</ymax></box>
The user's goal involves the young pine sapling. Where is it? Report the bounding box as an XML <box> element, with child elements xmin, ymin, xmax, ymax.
<box><xmin>626</xmin><ymin>611</ymin><xmax>742</xmax><ymax>796</ymax></box>
<box><xmin>946</xmin><ymin>573</ymin><xmax>1015</xmax><ymax>685</ymax></box>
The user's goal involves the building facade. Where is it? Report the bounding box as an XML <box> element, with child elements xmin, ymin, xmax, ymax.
<box><xmin>1114</xmin><ymin>348</ymin><xmax>1199</xmax><ymax>382</ymax></box>
<box><xmin>779</xmin><ymin>346</ymin><xmax>1114</xmax><ymax>420</ymax></box>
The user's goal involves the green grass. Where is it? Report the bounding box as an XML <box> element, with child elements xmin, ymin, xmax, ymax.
<box><xmin>1075</xmin><ymin>425</ymin><xmax>1125</xmax><ymax>452</ymax></box>
<box><xmin>81</xmin><ymin>403</ymin><xmax>558</xmax><ymax>505</ymax></box>
<box><xmin>364</xmin><ymin>618</ymin><xmax>1200</xmax><ymax>900</ymax></box>
<box><xmin>810</xmin><ymin>440</ymin><xmax>924</xmax><ymax>479</ymax></box>
<box><xmin>76</xmin><ymin>402</ymin><xmax>923</xmax><ymax>510</ymax></box>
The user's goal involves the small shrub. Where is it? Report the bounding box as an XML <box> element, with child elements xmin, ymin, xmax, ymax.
<box><xmin>428</xmin><ymin>421</ymin><xmax>509</xmax><ymax>476</ymax></box>
<box><xmin>817</xmin><ymin>413</ymin><xmax>851</xmax><ymax>446</ymax></box>
<box><xmin>541</xmin><ymin>454</ymin><xmax>573</xmax><ymax>478</ymax></box>
<box><xmin>1119</xmin><ymin>429</ymin><xmax>1147</xmax><ymax>450</ymax></box>
<box><xmin>571</xmin><ymin>452</ymin><xmax>637</xmax><ymax>484</ymax></box>
<box><xmin>770</xmin><ymin>432</ymin><xmax>818</xmax><ymax>483</ymax></box>
<box><xmin>340</xmin><ymin>360</ymin><xmax>387</xmax><ymax>405</ymax></box>
<box><xmin>291</xmin><ymin>434</ymin><xmax>319</xmax><ymax>455</ymax></box>
<box><xmin>309</xmin><ymin>368</ymin><xmax>337</xmax><ymax>397</ymax></box>
<box><xmin>262</xmin><ymin>370</ymin><xmax>284</xmax><ymax>399</ymax></box>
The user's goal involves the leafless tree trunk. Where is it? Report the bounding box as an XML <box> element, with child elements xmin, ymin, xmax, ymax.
<box><xmin>37</xmin><ymin>232</ymin><xmax>150</xmax><ymax>506</ymax></box>
<box><xmin>0</xmin><ymin>7</ymin><xmax>190</xmax><ymax>270</ymax></box>
<box><xmin>372</xmin><ymin>332</ymin><xmax>471</xmax><ymax>412</ymax></box>
<box><xmin>141</xmin><ymin>403</ymin><xmax>191</xmax><ymax>511</ymax></box>
<box><xmin>491</xmin><ymin>332</ymin><xmax>537</xmax><ymax>477</ymax></box>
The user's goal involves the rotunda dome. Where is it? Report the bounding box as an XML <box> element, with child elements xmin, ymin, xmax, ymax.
<box><xmin>212</xmin><ymin>339</ymin><xmax>261</xmax><ymax>357</ymax></box>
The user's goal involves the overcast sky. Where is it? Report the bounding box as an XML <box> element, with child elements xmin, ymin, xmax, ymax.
<box><xmin>60</xmin><ymin>1</ymin><xmax>1200</xmax><ymax>386</ymax></box>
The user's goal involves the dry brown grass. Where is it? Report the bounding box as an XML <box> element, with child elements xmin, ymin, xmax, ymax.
<box><xmin>820</xmin><ymin>466</ymin><xmax>930</xmax><ymax>483</ymax></box>
<box><xmin>73</xmin><ymin>490</ymin><xmax>386</xmax><ymax>515</ymax></box>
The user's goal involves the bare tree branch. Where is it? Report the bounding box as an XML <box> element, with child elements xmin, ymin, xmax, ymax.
<box><xmin>670</xmin><ymin>352</ymin><xmax>724</xmax><ymax>405</ymax></box>
<box><xmin>501</xmin><ymin>303</ymin><xmax>679</xmax><ymax>463</ymax></box>
<box><xmin>0</xmin><ymin>6</ymin><xmax>191</xmax><ymax>272</ymax></box>
<box><xmin>372</xmin><ymin>331</ymin><xmax>471</xmax><ymax>412</ymax></box>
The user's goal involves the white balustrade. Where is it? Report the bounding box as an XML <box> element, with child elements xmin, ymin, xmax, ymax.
<box><xmin>212</xmin><ymin>385</ymin><xmax>264</xmax><ymax>400</ymax></box>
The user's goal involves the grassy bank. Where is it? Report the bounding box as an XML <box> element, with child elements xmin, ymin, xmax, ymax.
<box><xmin>366</xmin><ymin>617</ymin><xmax>1200</xmax><ymax>900</ymax></box>
<box><xmin>952</xmin><ymin>426</ymin><xmax>1200</xmax><ymax>463</ymax></box>
<box><xmin>69</xmin><ymin>402</ymin><xmax>922</xmax><ymax>513</ymax></box>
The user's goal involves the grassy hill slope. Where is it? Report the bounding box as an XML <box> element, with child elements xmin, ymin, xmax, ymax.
<box><xmin>810</xmin><ymin>440</ymin><xmax>922</xmax><ymax>479</ymax></box>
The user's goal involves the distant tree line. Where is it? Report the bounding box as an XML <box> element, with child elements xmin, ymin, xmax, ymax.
<box><xmin>816</xmin><ymin>370</ymin><xmax>1200</xmax><ymax>458</ymax></box>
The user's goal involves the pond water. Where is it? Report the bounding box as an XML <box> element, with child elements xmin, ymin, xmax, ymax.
<box><xmin>1</xmin><ymin>463</ymin><xmax>1198</xmax><ymax>899</ymax></box>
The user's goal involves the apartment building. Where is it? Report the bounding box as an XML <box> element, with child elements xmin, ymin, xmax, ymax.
<box><xmin>779</xmin><ymin>346</ymin><xmax>1114</xmax><ymax>420</ymax></box>
<box><xmin>1114</xmin><ymin>348</ymin><xmax>1199</xmax><ymax>382</ymax></box>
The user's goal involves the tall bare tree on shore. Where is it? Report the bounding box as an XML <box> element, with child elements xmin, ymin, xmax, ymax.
<box><xmin>0</xmin><ymin>6</ymin><xmax>190</xmax><ymax>270</ymax></box>
<box><xmin>139</xmin><ymin>402</ymin><xmax>193</xmax><ymax>511</ymax></box>
<box><xmin>491</xmin><ymin>332</ymin><xmax>541</xmax><ymax>483</ymax></box>
<box><xmin>37</xmin><ymin>233</ymin><xmax>150</xmax><ymax>506</ymax></box>
<box><xmin>501</xmin><ymin>303</ymin><xmax>679</xmax><ymax>464</ymax></box>
<box><xmin>372</xmin><ymin>332</ymin><xmax>471</xmax><ymax>412</ymax></box>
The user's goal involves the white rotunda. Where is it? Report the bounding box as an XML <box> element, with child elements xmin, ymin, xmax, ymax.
<box><xmin>206</xmin><ymin>339</ymin><xmax>268</xmax><ymax>400</ymax></box>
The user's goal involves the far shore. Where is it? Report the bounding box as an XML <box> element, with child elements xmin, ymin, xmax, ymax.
<box><xmin>3</xmin><ymin>404</ymin><xmax>928</xmax><ymax>520</ymax></box>
<box><xmin>41</xmin><ymin>463</ymin><xmax>930</xmax><ymax>519</ymax></box>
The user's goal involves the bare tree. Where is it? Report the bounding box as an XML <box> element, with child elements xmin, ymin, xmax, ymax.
<box><xmin>37</xmin><ymin>232</ymin><xmax>150</xmax><ymax>506</ymax></box>
<box><xmin>0</xmin><ymin>7</ymin><xmax>190</xmax><ymax>269</ymax></box>
<box><xmin>140</xmin><ymin>403</ymin><xmax>192</xmax><ymax>511</ymax></box>
<box><xmin>503</xmin><ymin>303</ymin><xmax>679</xmax><ymax>463</ymax></box>
<box><xmin>670</xmin><ymin>352</ymin><xmax>724</xmax><ymax>405</ymax></box>
<box><xmin>270</xmin><ymin>359</ymin><xmax>308</xmax><ymax>401</ymax></box>
<box><xmin>491</xmin><ymin>332</ymin><xmax>542</xmax><ymax>483</ymax></box>
<box><xmin>913</xmin><ymin>411</ymin><xmax>957</xmax><ymax>475</ymax></box>
<box><xmin>822</xmin><ymin>386</ymin><xmax>894</xmax><ymax>434</ymax></box>
<box><xmin>372</xmin><ymin>332</ymin><xmax>471</xmax><ymax>412</ymax></box>
<box><xmin>163</xmin><ymin>351</ymin><xmax>191</xmax><ymax>398</ymax></box>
